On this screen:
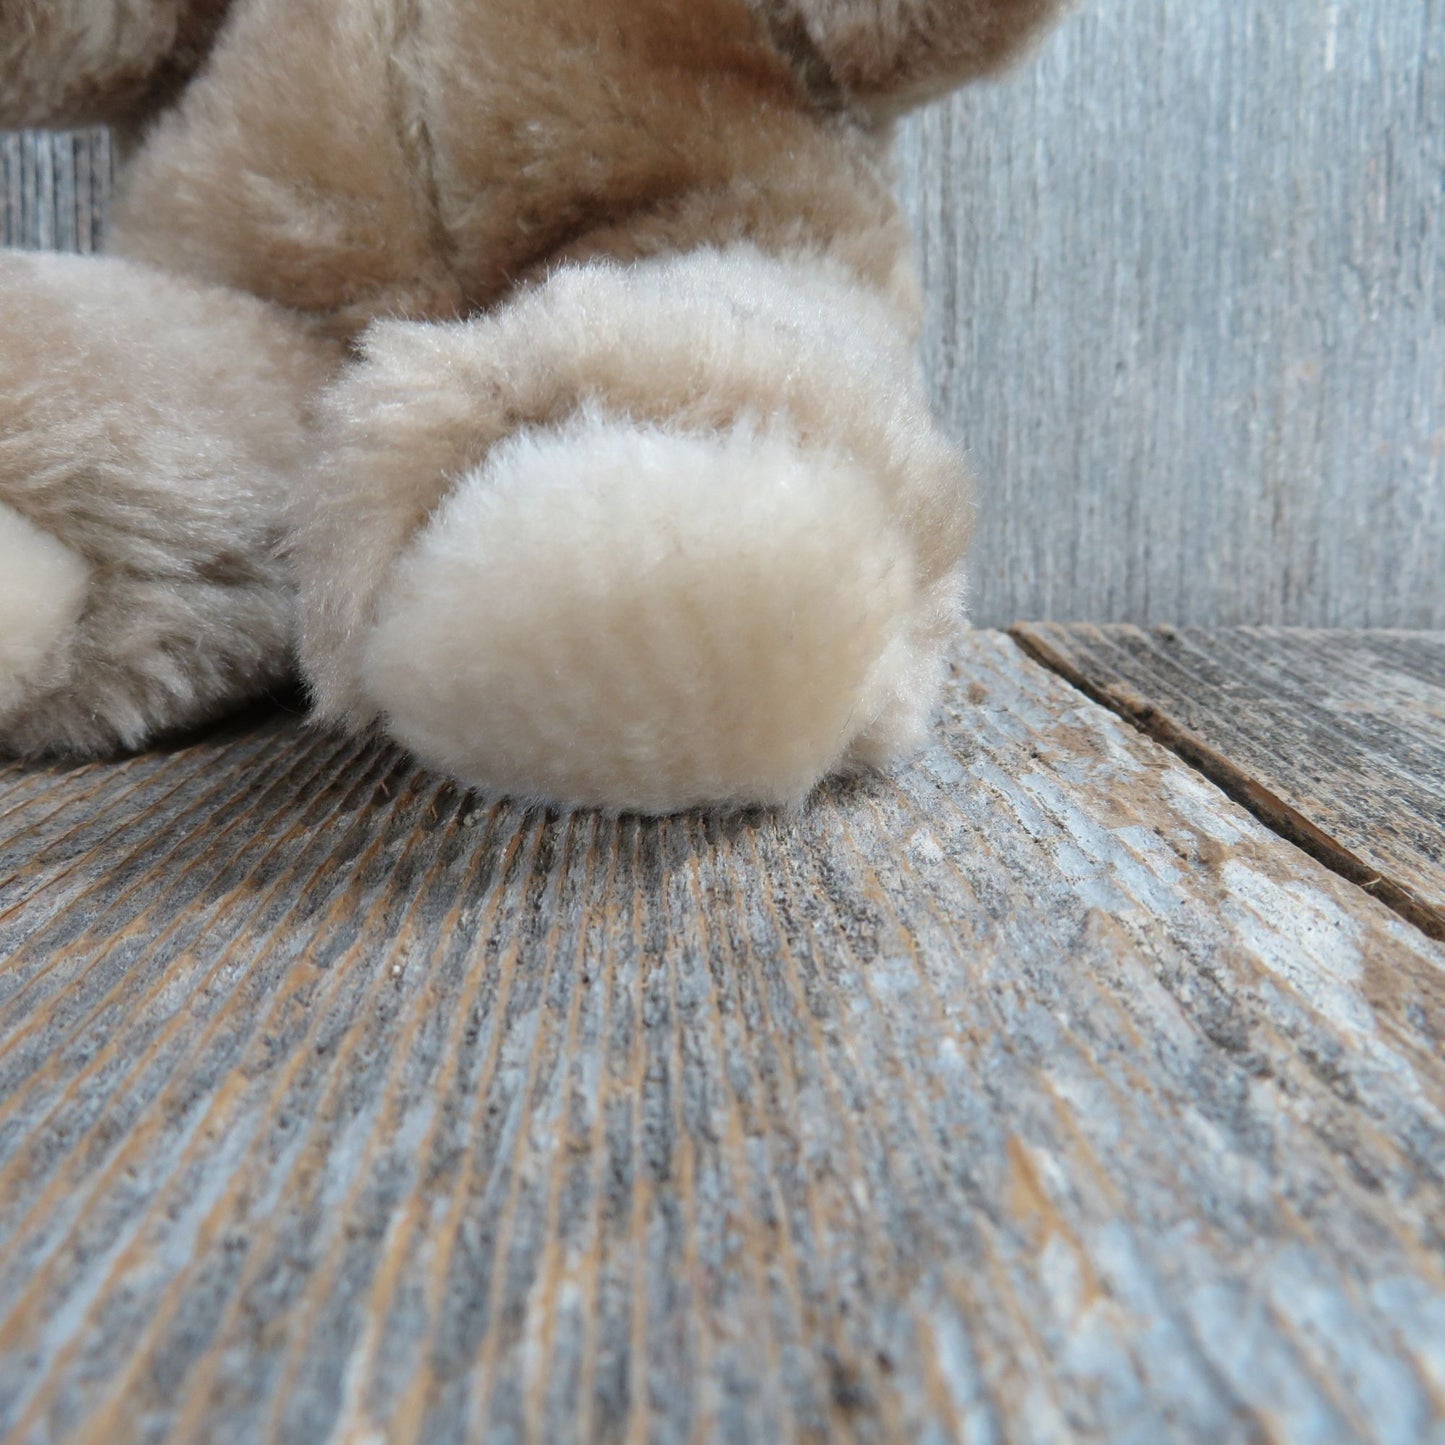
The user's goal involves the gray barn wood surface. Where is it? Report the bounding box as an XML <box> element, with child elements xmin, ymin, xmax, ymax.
<box><xmin>0</xmin><ymin>131</ymin><xmax>109</xmax><ymax>253</ymax></box>
<box><xmin>1</xmin><ymin>635</ymin><xmax>1444</xmax><ymax>1442</ymax></box>
<box><xmin>897</xmin><ymin>0</ymin><xmax>1445</xmax><ymax>628</ymax></box>
<box><xmin>1014</xmin><ymin>625</ymin><xmax>1445</xmax><ymax>941</ymax></box>
<box><xmin>4</xmin><ymin>0</ymin><xmax>1442</xmax><ymax>630</ymax></box>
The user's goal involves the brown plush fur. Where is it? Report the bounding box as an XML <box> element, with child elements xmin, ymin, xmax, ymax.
<box><xmin>0</xmin><ymin>0</ymin><xmax>235</xmax><ymax>128</ymax></box>
<box><xmin>293</xmin><ymin>244</ymin><xmax>967</xmax><ymax>722</ymax></box>
<box><xmin>107</xmin><ymin>0</ymin><xmax>927</xmax><ymax>336</ymax></box>
<box><xmin>0</xmin><ymin>252</ymin><xmax>337</xmax><ymax>754</ymax></box>
<box><xmin>748</xmin><ymin>0</ymin><xmax>1063</xmax><ymax>109</ymax></box>
<box><xmin>0</xmin><ymin>0</ymin><xmax>1065</xmax><ymax>808</ymax></box>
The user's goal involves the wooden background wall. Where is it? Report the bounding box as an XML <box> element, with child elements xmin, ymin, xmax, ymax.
<box><xmin>0</xmin><ymin>129</ymin><xmax>109</xmax><ymax>256</ymax></box>
<box><xmin>897</xmin><ymin>0</ymin><xmax>1444</xmax><ymax>627</ymax></box>
<box><xmin>4</xmin><ymin>0</ymin><xmax>1442</xmax><ymax>628</ymax></box>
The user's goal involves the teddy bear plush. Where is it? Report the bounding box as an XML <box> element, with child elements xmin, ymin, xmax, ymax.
<box><xmin>0</xmin><ymin>0</ymin><xmax>1061</xmax><ymax>813</ymax></box>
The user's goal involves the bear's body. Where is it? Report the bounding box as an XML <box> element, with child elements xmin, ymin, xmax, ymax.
<box><xmin>0</xmin><ymin>0</ymin><xmax>1061</xmax><ymax>810</ymax></box>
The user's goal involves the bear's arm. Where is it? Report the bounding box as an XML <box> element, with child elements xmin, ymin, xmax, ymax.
<box><xmin>748</xmin><ymin>0</ymin><xmax>1066</xmax><ymax>112</ymax></box>
<box><xmin>0</xmin><ymin>0</ymin><xmax>235</xmax><ymax>130</ymax></box>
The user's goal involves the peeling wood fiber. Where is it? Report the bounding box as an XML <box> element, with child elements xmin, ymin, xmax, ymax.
<box><xmin>1013</xmin><ymin>625</ymin><xmax>1445</xmax><ymax>941</ymax></box>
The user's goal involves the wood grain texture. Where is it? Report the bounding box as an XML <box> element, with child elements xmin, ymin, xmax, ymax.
<box><xmin>0</xmin><ymin>131</ymin><xmax>110</xmax><ymax>252</ymax></box>
<box><xmin>1012</xmin><ymin>625</ymin><xmax>1445</xmax><ymax>941</ymax></box>
<box><xmin>897</xmin><ymin>0</ymin><xmax>1445</xmax><ymax>628</ymax></box>
<box><xmin>2</xmin><ymin>634</ymin><xmax>1444</xmax><ymax>1443</ymax></box>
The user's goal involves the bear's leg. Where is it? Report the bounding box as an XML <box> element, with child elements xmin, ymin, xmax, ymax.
<box><xmin>295</xmin><ymin>246</ymin><xmax>974</xmax><ymax>813</ymax></box>
<box><xmin>0</xmin><ymin>0</ymin><xmax>235</xmax><ymax>129</ymax></box>
<box><xmin>0</xmin><ymin>249</ymin><xmax>339</xmax><ymax>757</ymax></box>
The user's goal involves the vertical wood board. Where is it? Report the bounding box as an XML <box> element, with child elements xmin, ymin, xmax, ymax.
<box><xmin>898</xmin><ymin>0</ymin><xmax>1444</xmax><ymax>627</ymax></box>
<box><xmin>0</xmin><ymin>131</ymin><xmax>110</xmax><ymax>253</ymax></box>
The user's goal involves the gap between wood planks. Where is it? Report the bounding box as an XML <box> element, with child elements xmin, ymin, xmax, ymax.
<box><xmin>1009</xmin><ymin>623</ymin><xmax>1445</xmax><ymax>944</ymax></box>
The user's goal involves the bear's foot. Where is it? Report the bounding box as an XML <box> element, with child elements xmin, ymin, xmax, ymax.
<box><xmin>360</xmin><ymin>413</ymin><xmax>959</xmax><ymax>813</ymax></box>
<box><xmin>296</xmin><ymin>245</ymin><xmax>974</xmax><ymax>814</ymax></box>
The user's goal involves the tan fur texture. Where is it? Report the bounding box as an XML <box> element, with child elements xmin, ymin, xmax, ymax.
<box><xmin>0</xmin><ymin>0</ymin><xmax>235</xmax><ymax>128</ymax></box>
<box><xmin>363</xmin><ymin>416</ymin><xmax>961</xmax><ymax>811</ymax></box>
<box><xmin>0</xmin><ymin>0</ymin><xmax>1065</xmax><ymax>808</ymax></box>
<box><xmin>0</xmin><ymin>504</ymin><xmax>91</xmax><ymax>719</ymax></box>
<box><xmin>294</xmin><ymin>246</ymin><xmax>968</xmax><ymax>808</ymax></box>
<box><xmin>747</xmin><ymin>0</ymin><xmax>1064</xmax><ymax>111</ymax></box>
<box><xmin>0</xmin><ymin>252</ymin><xmax>339</xmax><ymax>754</ymax></box>
<box><xmin>107</xmin><ymin>0</ymin><xmax>926</xmax><ymax>335</ymax></box>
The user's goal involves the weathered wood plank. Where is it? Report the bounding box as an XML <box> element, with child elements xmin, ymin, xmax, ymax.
<box><xmin>0</xmin><ymin>130</ymin><xmax>110</xmax><ymax>253</ymax></box>
<box><xmin>1</xmin><ymin>634</ymin><xmax>1443</xmax><ymax>1442</ymax></box>
<box><xmin>1012</xmin><ymin>624</ymin><xmax>1445</xmax><ymax>942</ymax></box>
<box><xmin>897</xmin><ymin>0</ymin><xmax>1445</xmax><ymax>629</ymax></box>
